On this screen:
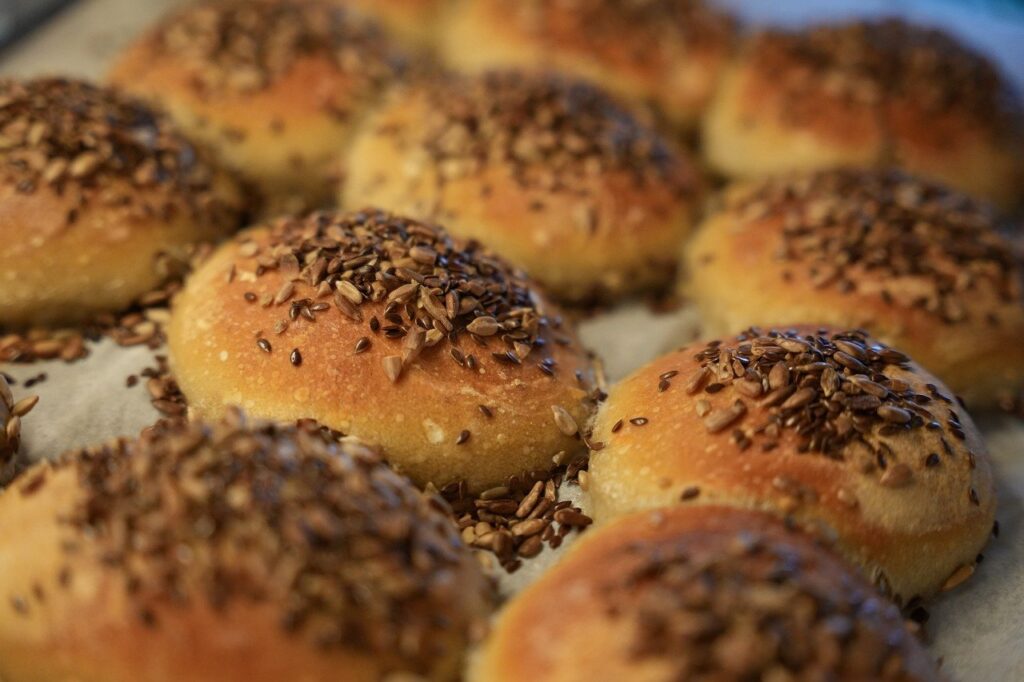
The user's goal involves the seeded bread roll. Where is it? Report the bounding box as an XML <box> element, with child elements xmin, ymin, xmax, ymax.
<box><xmin>684</xmin><ymin>169</ymin><xmax>1024</xmax><ymax>408</ymax></box>
<box><xmin>439</xmin><ymin>0</ymin><xmax>736</xmax><ymax>129</ymax></box>
<box><xmin>588</xmin><ymin>327</ymin><xmax>996</xmax><ymax>604</ymax></box>
<box><xmin>703</xmin><ymin>19</ymin><xmax>1024</xmax><ymax>208</ymax></box>
<box><xmin>108</xmin><ymin>0</ymin><xmax>410</xmax><ymax>212</ymax></box>
<box><xmin>168</xmin><ymin>210</ymin><xmax>598</xmax><ymax>491</ymax></box>
<box><xmin>342</xmin><ymin>71</ymin><xmax>702</xmax><ymax>302</ymax></box>
<box><xmin>0</xmin><ymin>413</ymin><xmax>493</xmax><ymax>682</ymax></box>
<box><xmin>335</xmin><ymin>0</ymin><xmax>446</xmax><ymax>48</ymax></box>
<box><xmin>473</xmin><ymin>505</ymin><xmax>943</xmax><ymax>682</ymax></box>
<box><xmin>0</xmin><ymin>78</ymin><xmax>243</xmax><ymax>328</ymax></box>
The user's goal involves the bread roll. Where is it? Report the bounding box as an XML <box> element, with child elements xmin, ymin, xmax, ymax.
<box><xmin>703</xmin><ymin>19</ymin><xmax>1024</xmax><ymax>208</ymax></box>
<box><xmin>473</xmin><ymin>505</ymin><xmax>943</xmax><ymax>682</ymax></box>
<box><xmin>0</xmin><ymin>412</ymin><xmax>493</xmax><ymax>682</ymax></box>
<box><xmin>335</xmin><ymin>0</ymin><xmax>446</xmax><ymax>48</ymax></box>
<box><xmin>0</xmin><ymin>78</ymin><xmax>243</xmax><ymax>328</ymax></box>
<box><xmin>168</xmin><ymin>209</ymin><xmax>598</xmax><ymax>491</ymax></box>
<box><xmin>109</xmin><ymin>0</ymin><xmax>410</xmax><ymax>212</ymax></box>
<box><xmin>588</xmin><ymin>326</ymin><xmax>996</xmax><ymax>603</ymax></box>
<box><xmin>439</xmin><ymin>0</ymin><xmax>736</xmax><ymax>129</ymax></box>
<box><xmin>684</xmin><ymin>169</ymin><xmax>1024</xmax><ymax>407</ymax></box>
<box><xmin>342</xmin><ymin>71</ymin><xmax>702</xmax><ymax>302</ymax></box>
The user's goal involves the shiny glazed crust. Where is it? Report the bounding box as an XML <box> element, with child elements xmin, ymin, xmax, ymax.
<box><xmin>588</xmin><ymin>326</ymin><xmax>996</xmax><ymax>603</ymax></box>
<box><xmin>168</xmin><ymin>210</ymin><xmax>598</xmax><ymax>491</ymax></box>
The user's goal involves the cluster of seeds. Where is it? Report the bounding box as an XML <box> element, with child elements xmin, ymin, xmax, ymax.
<box><xmin>751</xmin><ymin>19</ymin><xmax>1021</xmax><ymax>124</ymax></box>
<box><xmin>238</xmin><ymin>210</ymin><xmax>570</xmax><ymax>383</ymax></box>
<box><xmin>0</xmin><ymin>78</ymin><xmax>234</xmax><ymax>226</ymax></box>
<box><xmin>415</xmin><ymin>71</ymin><xmax>692</xmax><ymax>198</ymax></box>
<box><xmin>440</xmin><ymin>457</ymin><xmax>592</xmax><ymax>573</ymax></box>
<box><xmin>153</xmin><ymin>0</ymin><xmax>406</xmax><ymax>96</ymax></box>
<box><xmin>646</xmin><ymin>328</ymin><xmax>981</xmax><ymax>497</ymax></box>
<box><xmin>730</xmin><ymin>169</ymin><xmax>1021</xmax><ymax>324</ymax></box>
<box><xmin>508</xmin><ymin>0</ymin><xmax>735</xmax><ymax>58</ymax></box>
<box><xmin>0</xmin><ymin>375</ymin><xmax>38</xmax><ymax>486</ymax></box>
<box><xmin>128</xmin><ymin>355</ymin><xmax>188</xmax><ymax>421</ymax></box>
<box><xmin>12</xmin><ymin>412</ymin><xmax>490</xmax><ymax>672</ymax></box>
<box><xmin>606</xmin><ymin>523</ymin><xmax>923</xmax><ymax>679</ymax></box>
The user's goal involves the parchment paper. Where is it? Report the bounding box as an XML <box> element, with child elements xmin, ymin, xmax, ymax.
<box><xmin>2</xmin><ymin>1</ymin><xmax>1023</xmax><ymax>680</ymax></box>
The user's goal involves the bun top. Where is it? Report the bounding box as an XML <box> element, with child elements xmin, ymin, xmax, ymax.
<box><xmin>146</xmin><ymin>0</ymin><xmax>406</xmax><ymax>95</ymax></box>
<box><xmin>719</xmin><ymin>169</ymin><xmax>1021</xmax><ymax>325</ymax></box>
<box><xmin>35</xmin><ymin>411</ymin><xmax>489</xmax><ymax>671</ymax></box>
<box><xmin>392</xmin><ymin>70</ymin><xmax>695</xmax><ymax>194</ymax></box>
<box><xmin>475</xmin><ymin>506</ymin><xmax>943</xmax><ymax>681</ymax></box>
<box><xmin>0</xmin><ymin>78</ymin><xmax>231</xmax><ymax>221</ymax></box>
<box><xmin>240</xmin><ymin>208</ymin><xmax>554</xmax><ymax>366</ymax></box>
<box><xmin>504</xmin><ymin>0</ymin><xmax>735</xmax><ymax>63</ymax></box>
<box><xmin>748</xmin><ymin>19</ymin><xmax>1021</xmax><ymax>129</ymax></box>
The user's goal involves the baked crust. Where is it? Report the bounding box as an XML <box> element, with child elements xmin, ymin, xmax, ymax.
<box><xmin>588</xmin><ymin>326</ymin><xmax>996</xmax><ymax>603</ymax></box>
<box><xmin>168</xmin><ymin>210</ymin><xmax>598</xmax><ymax>491</ymax></box>
<box><xmin>0</xmin><ymin>415</ymin><xmax>493</xmax><ymax>682</ymax></box>
<box><xmin>342</xmin><ymin>72</ymin><xmax>702</xmax><ymax>302</ymax></box>
<box><xmin>439</xmin><ymin>0</ymin><xmax>736</xmax><ymax>128</ymax></box>
<box><xmin>0</xmin><ymin>78</ymin><xmax>244</xmax><ymax>327</ymax></box>
<box><xmin>683</xmin><ymin>169</ymin><xmax>1024</xmax><ymax>407</ymax></box>
<box><xmin>109</xmin><ymin>0</ymin><xmax>410</xmax><ymax>211</ymax></box>
<box><xmin>472</xmin><ymin>505</ymin><xmax>943</xmax><ymax>682</ymax></box>
<box><xmin>702</xmin><ymin>20</ymin><xmax>1024</xmax><ymax>208</ymax></box>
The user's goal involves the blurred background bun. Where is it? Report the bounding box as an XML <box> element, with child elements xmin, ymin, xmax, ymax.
<box><xmin>109</xmin><ymin>0</ymin><xmax>411</xmax><ymax>213</ymax></box>
<box><xmin>683</xmin><ymin>169</ymin><xmax>1024</xmax><ymax>407</ymax></box>
<box><xmin>0</xmin><ymin>77</ymin><xmax>243</xmax><ymax>328</ymax></box>
<box><xmin>343</xmin><ymin>71</ymin><xmax>703</xmax><ymax>302</ymax></box>
<box><xmin>703</xmin><ymin>19</ymin><xmax>1024</xmax><ymax>209</ymax></box>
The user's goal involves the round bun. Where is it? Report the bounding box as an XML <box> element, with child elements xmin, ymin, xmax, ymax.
<box><xmin>439</xmin><ymin>0</ymin><xmax>736</xmax><ymax>128</ymax></box>
<box><xmin>473</xmin><ymin>505</ymin><xmax>943</xmax><ymax>682</ymax></box>
<box><xmin>336</xmin><ymin>0</ymin><xmax>446</xmax><ymax>48</ymax></box>
<box><xmin>702</xmin><ymin>19</ymin><xmax>1024</xmax><ymax>208</ymax></box>
<box><xmin>342</xmin><ymin>71</ymin><xmax>702</xmax><ymax>302</ymax></box>
<box><xmin>683</xmin><ymin>169</ymin><xmax>1024</xmax><ymax>408</ymax></box>
<box><xmin>168</xmin><ymin>209</ymin><xmax>598</xmax><ymax>491</ymax></box>
<box><xmin>108</xmin><ymin>0</ymin><xmax>410</xmax><ymax>212</ymax></box>
<box><xmin>588</xmin><ymin>326</ymin><xmax>996</xmax><ymax>603</ymax></box>
<box><xmin>0</xmin><ymin>78</ymin><xmax>243</xmax><ymax>328</ymax></box>
<box><xmin>0</xmin><ymin>412</ymin><xmax>493</xmax><ymax>682</ymax></box>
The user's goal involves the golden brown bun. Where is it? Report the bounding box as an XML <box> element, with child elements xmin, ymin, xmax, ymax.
<box><xmin>0</xmin><ymin>412</ymin><xmax>493</xmax><ymax>682</ymax></box>
<box><xmin>473</xmin><ymin>505</ymin><xmax>943</xmax><ymax>682</ymax></box>
<box><xmin>703</xmin><ymin>19</ymin><xmax>1024</xmax><ymax>209</ymax></box>
<box><xmin>342</xmin><ymin>71</ymin><xmax>702</xmax><ymax>302</ymax></box>
<box><xmin>439</xmin><ymin>0</ymin><xmax>736</xmax><ymax>129</ymax></box>
<box><xmin>684</xmin><ymin>169</ymin><xmax>1024</xmax><ymax>408</ymax></box>
<box><xmin>0</xmin><ymin>78</ymin><xmax>243</xmax><ymax>328</ymax></box>
<box><xmin>588</xmin><ymin>326</ymin><xmax>996</xmax><ymax>603</ymax></box>
<box><xmin>168</xmin><ymin>210</ymin><xmax>598</xmax><ymax>491</ymax></box>
<box><xmin>108</xmin><ymin>0</ymin><xmax>410</xmax><ymax>212</ymax></box>
<box><xmin>335</xmin><ymin>0</ymin><xmax>447</xmax><ymax>48</ymax></box>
